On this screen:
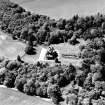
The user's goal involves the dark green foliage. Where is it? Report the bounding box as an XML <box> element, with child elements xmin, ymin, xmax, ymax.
<box><xmin>3</xmin><ymin>71</ymin><xmax>16</xmax><ymax>88</ymax></box>
<box><xmin>15</xmin><ymin>77</ymin><xmax>27</xmax><ymax>92</ymax></box>
<box><xmin>83</xmin><ymin>73</ymin><xmax>93</xmax><ymax>90</ymax></box>
<box><xmin>0</xmin><ymin>0</ymin><xmax>105</xmax><ymax>45</ymax></box>
<box><xmin>24</xmin><ymin>79</ymin><xmax>36</xmax><ymax>95</ymax></box>
<box><xmin>102</xmin><ymin>22</ymin><xmax>105</xmax><ymax>29</ymax></box>
<box><xmin>68</xmin><ymin>35</ymin><xmax>79</xmax><ymax>45</ymax></box>
<box><xmin>39</xmin><ymin>83</ymin><xmax>48</xmax><ymax>98</ymax></box>
<box><xmin>47</xmin><ymin>84</ymin><xmax>62</xmax><ymax>104</ymax></box>
<box><xmin>6</xmin><ymin>60</ymin><xmax>21</xmax><ymax>70</ymax></box>
<box><xmin>0</xmin><ymin>71</ymin><xmax>5</xmax><ymax>84</ymax></box>
<box><xmin>66</xmin><ymin>94</ymin><xmax>78</xmax><ymax>105</ymax></box>
<box><xmin>0</xmin><ymin>57</ymin><xmax>77</xmax><ymax>104</ymax></box>
<box><xmin>21</xmin><ymin>27</ymin><xmax>28</xmax><ymax>41</ymax></box>
<box><xmin>36</xmin><ymin>87</ymin><xmax>43</xmax><ymax>96</ymax></box>
<box><xmin>1</xmin><ymin>0</ymin><xmax>105</xmax><ymax>104</ymax></box>
<box><xmin>48</xmin><ymin>30</ymin><xmax>67</xmax><ymax>44</ymax></box>
<box><xmin>25</xmin><ymin>44</ymin><xmax>36</xmax><ymax>55</ymax></box>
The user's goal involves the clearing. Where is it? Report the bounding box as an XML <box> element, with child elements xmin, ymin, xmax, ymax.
<box><xmin>0</xmin><ymin>33</ymin><xmax>26</xmax><ymax>60</ymax></box>
<box><xmin>0</xmin><ymin>32</ymin><xmax>87</xmax><ymax>67</ymax></box>
<box><xmin>51</xmin><ymin>39</ymin><xmax>87</xmax><ymax>66</ymax></box>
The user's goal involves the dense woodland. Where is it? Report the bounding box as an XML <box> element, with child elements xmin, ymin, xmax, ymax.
<box><xmin>1</xmin><ymin>0</ymin><xmax>105</xmax><ymax>45</ymax></box>
<box><xmin>1</xmin><ymin>0</ymin><xmax>105</xmax><ymax>105</ymax></box>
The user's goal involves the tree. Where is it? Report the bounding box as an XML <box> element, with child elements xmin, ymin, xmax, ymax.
<box><xmin>15</xmin><ymin>77</ymin><xmax>27</xmax><ymax>92</ymax></box>
<box><xmin>25</xmin><ymin>44</ymin><xmax>36</xmax><ymax>55</ymax></box>
<box><xmin>68</xmin><ymin>35</ymin><xmax>79</xmax><ymax>45</ymax></box>
<box><xmin>21</xmin><ymin>27</ymin><xmax>28</xmax><ymax>41</ymax></box>
<box><xmin>3</xmin><ymin>71</ymin><xmax>16</xmax><ymax>88</ymax></box>
<box><xmin>82</xmin><ymin>98</ymin><xmax>92</xmax><ymax>105</ymax></box>
<box><xmin>36</xmin><ymin>28</ymin><xmax>47</xmax><ymax>44</ymax></box>
<box><xmin>67</xmin><ymin>30</ymin><xmax>73</xmax><ymax>39</ymax></box>
<box><xmin>0</xmin><ymin>70</ymin><xmax>5</xmax><ymax>84</ymax></box>
<box><xmin>66</xmin><ymin>94</ymin><xmax>78</xmax><ymax>105</ymax></box>
<box><xmin>56</xmin><ymin>19</ymin><xmax>66</xmax><ymax>30</ymax></box>
<box><xmin>83</xmin><ymin>73</ymin><xmax>93</xmax><ymax>90</ymax></box>
<box><xmin>48</xmin><ymin>30</ymin><xmax>66</xmax><ymax>44</ymax></box>
<box><xmin>47</xmin><ymin>84</ymin><xmax>62</xmax><ymax>104</ymax></box>
<box><xmin>79</xmin><ymin>45</ymin><xmax>85</xmax><ymax>51</ymax></box>
<box><xmin>62</xmin><ymin>64</ymin><xmax>76</xmax><ymax>85</ymax></box>
<box><xmin>28</xmin><ymin>28</ymin><xmax>36</xmax><ymax>46</ymax></box>
<box><xmin>36</xmin><ymin>87</ymin><xmax>43</xmax><ymax>96</ymax></box>
<box><xmin>98</xmin><ymin>48</ymin><xmax>105</xmax><ymax>63</ymax></box>
<box><xmin>90</xmin><ymin>28</ymin><xmax>100</xmax><ymax>38</ymax></box>
<box><xmin>6</xmin><ymin>60</ymin><xmax>21</xmax><ymax>70</ymax></box>
<box><xmin>92</xmin><ymin>72</ymin><xmax>102</xmax><ymax>83</ymax></box>
<box><xmin>102</xmin><ymin>22</ymin><xmax>105</xmax><ymax>29</ymax></box>
<box><xmin>24</xmin><ymin>79</ymin><xmax>36</xmax><ymax>95</ymax></box>
<box><xmin>40</xmin><ymin>83</ymin><xmax>48</xmax><ymax>98</ymax></box>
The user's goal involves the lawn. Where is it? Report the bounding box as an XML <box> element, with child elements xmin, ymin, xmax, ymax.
<box><xmin>22</xmin><ymin>46</ymin><xmax>42</xmax><ymax>64</ymax></box>
<box><xmin>0</xmin><ymin>34</ymin><xmax>26</xmax><ymax>60</ymax></box>
<box><xmin>0</xmin><ymin>87</ymin><xmax>54</xmax><ymax>105</ymax></box>
<box><xmin>52</xmin><ymin>39</ymin><xmax>87</xmax><ymax>66</ymax></box>
<box><xmin>0</xmin><ymin>33</ymin><xmax>41</xmax><ymax>64</ymax></box>
<box><xmin>21</xmin><ymin>39</ymin><xmax>87</xmax><ymax>67</ymax></box>
<box><xmin>0</xmin><ymin>31</ymin><xmax>86</xmax><ymax>67</ymax></box>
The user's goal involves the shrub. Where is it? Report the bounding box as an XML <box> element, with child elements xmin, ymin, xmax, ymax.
<box><xmin>6</xmin><ymin>60</ymin><xmax>21</xmax><ymax>70</ymax></box>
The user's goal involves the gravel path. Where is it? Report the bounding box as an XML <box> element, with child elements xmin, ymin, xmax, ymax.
<box><xmin>38</xmin><ymin>47</ymin><xmax>47</xmax><ymax>61</ymax></box>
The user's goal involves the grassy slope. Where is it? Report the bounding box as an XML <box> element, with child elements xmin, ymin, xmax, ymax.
<box><xmin>0</xmin><ymin>37</ymin><xmax>26</xmax><ymax>60</ymax></box>
<box><xmin>0</xmin><ymin>87</ymin><xmax>54</xmax><ymax>105</ymax></box>
<box><xmin>10</xmin><ymin>0</ymin><xmax>105</xmax><ymax>19</ymax></box>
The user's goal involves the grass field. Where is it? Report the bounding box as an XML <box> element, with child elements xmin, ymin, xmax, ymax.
<box><xmin>0</xmin><ymin>34</ymin><xmax>26</xmax><ymax>60</ymax></box>
<box><xmin>22</xmin><ymin>46</ymin><xmax>42</xmax><ymax>64</ymax></box>
<box><xmin>0</xmin><ymin>33</ymin><xmax>41</xmax><ymax>63</ymax></box>
<box><xmin>0</xmin><ymin>87</ymin><xmax>53</xmax><ymax>105</ymax></box>
<box><xmin>52</xmin><ymin>39</ymin><xmax>87</xmax><ymax>66</ymax></box>
<box><xmin>10</xmin><ymin>0</ymin><xmax>105</xmax><ymax>19</ymax></box>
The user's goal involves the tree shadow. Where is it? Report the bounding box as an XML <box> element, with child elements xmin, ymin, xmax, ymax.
<box><xmin>29</xmin><ymin>47</ymin><xmax>36</xmax><ymax>55</ymax></box>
